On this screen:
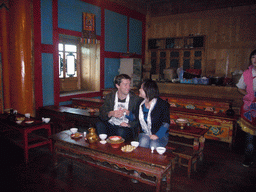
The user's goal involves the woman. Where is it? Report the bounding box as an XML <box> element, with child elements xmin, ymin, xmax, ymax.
<box><xmin>237</xmin><ymin>49</ymin><xmax>256</xmax><ymax>167</ymax></box>
<box><xmin>137</xmin><ymin>79</ymin><xmax>170</xmax><ymax>148</ymax></box>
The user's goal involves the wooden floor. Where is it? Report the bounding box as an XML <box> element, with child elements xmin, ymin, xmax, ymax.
<box><xmin>1</xmin><ymin>129</ymin><xmax>256</xmax><ymax>192</ymax></box>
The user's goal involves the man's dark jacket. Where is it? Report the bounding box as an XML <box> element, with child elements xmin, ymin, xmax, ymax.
<box><xmin>99</xmin><ymin>90</ymin><xmax>142</xmax><ymax>133</ymax></box>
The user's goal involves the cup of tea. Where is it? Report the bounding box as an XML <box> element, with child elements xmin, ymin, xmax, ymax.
<box><xmin>25</xmin><ymin>113</ymin><xmax>30</xmax><ymax>118</ymax></box>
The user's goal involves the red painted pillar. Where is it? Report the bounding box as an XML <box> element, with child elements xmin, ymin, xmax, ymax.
<box><xmin>8</xmin><ymin>0</ymin><xmax>34</xmax><ymax>115</ymax></box>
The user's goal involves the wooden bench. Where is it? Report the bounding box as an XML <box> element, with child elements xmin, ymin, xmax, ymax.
<box><xmin>168</xmin><ymin>125</ymin><xmax>208</xmax><ymax>178</ymax></box>
<box><xmin>161</xmin><ymin>94</ymin><xmax>239</xmax><ymax>148</ymax></box>
<box><xmin>167</xmin><ymin>142</ymin><xmax>200</xmax><ymax>178</ymax></box>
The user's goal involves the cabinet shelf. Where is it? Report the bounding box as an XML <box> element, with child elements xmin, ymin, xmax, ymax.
<box><xmin>148</xmin><ymin>36</ymin><xmax>205</xmax><ymax>50</ymax></box>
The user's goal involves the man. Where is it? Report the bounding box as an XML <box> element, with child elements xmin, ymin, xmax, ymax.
<box><xmin>96</xmin><ymin>74</ymin><xmax>141</xmax><ymax>141</ymax></box>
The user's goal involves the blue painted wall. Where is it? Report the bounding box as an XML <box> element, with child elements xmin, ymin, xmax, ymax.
<box><xmin>105</xmin><ymin>10</ymin><xmax>127</xmax><ymax>53</ymax></box>
<box><xmin>129</xmin><ymin>18</ymin><xmax>142</xmax><ymax>55</ymax></box>
<box><xmin>104</xmin><ymin>58</ymin><xmax>120</xmax><ymax>89</ymax></box>
<box><xmin>42</xmin><ymin>53</ymin><xmax>54</xmax><ymax>106</ymax></box>
<box><xmin>41</xmin><ymin>0</ymin><xmax>53</xmax><ymax>44</ymax></box>
<box><xmin>40</xmin><ymin>0</ymin><xmax>143</xmax><ymax>105</ymax></box>
<box><xmin>58</xmin><ymin>0</ymin><xmax>101</xmax><ymax>35</ymax></box>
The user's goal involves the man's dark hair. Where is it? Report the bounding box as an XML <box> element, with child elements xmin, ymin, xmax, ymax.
<box><xmin>114</xmin><ymin>74</ymin><xmax>131</xmax><ymax>86</ymax></box>
<box><xmin>142</xmin><ymin>79</ymin><xmax>159</xmax><ymax>101</ymax></box>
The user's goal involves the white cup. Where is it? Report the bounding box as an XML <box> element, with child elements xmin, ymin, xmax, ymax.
<box><xmin>42</xmin><ymin>117</ymin><xmax>50</xmax><ymax>123</ymax></box>
<box><xmin>84</xmin><ymin>132</ymin><xmax>87</xmax><ymax>137</ymax></box>
<box><xmin>25</xmin><ymin>113</ymin><xmax>30</xmax><ymax>118</ymax></box>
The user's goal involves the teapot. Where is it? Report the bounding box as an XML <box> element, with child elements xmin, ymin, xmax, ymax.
<box><xmin>86</xmin><ymin>127</ymin><xmax>99</xmax><ymax>144</ymax></box>
<box><xmin>7</xmin><ymin>109</ymin><xmax>16</xmax><ymax>122</ymax></box>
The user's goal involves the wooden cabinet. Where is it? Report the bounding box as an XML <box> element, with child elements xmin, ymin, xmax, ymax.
<box><xmin>148</xmin><ymin>36</ymin><xmax>205</xmax><ymax>79</ymax></box>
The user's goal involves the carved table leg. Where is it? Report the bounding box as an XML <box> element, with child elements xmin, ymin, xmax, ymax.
<box><xmin>155</xmin><ymin>177</ymin><xmax>161</xmax><ymax>192</ymax></box>
<box><xmin>166</xmin><ymin>169</ymin><xmax>171</xmax><ymax>191</ymax></box>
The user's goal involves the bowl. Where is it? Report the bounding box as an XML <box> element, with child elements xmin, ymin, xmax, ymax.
<box><xmin>156</xmin><ymin>147</ymin><xmax>166</xmax><ymax>155</ymax></box>
<box><xmin>131</xmin><ymin>141</ymin><xmax>139</xmax><ymax>148</ymax></box>
<box><xmin>110</xmin><ymin>142</ymin><xmax>124</xmax><ymax>148</ymax></box>
<box><xmin>99</xmin><ymin>134</ymin><xmax>107</xmax><ymax>140</ymax></box>
<box><xmin>176</xmin><ymin>118</ymin><xmax>188</xmax><ymax>129</ymax></box>
<box><xmin>25</xmin><ymin>113</ymin><xmax>30</xmax><ymax>118</ymax></box>
<box><xmin>43</xmin><ymin>118</ymin><xmax>51</xmax><ymax>123</ymax></box>
<box><xmin>109</xmin><ymin>136</ymin><xmax>122</xmax><ymax>142</ymax></box>
<box><xmin>107</xmin><ymin>136</ymin><xmax>124</xmax><ymax>148</ymax></box>
<box><xmin>70</xmin><ymin>128</ymin><xmax>78</xmax><ymax>134</ymax></box>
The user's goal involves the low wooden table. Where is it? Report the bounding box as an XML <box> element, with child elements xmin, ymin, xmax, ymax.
<box><xmin>37</xmin><ymin>106</ymin><xmax>100</xmax><ymax>134</ymax></box>
<box><xmin>71</xmin><ymin>97</ymin><xmax>104</xmax><ymax>109</ymax></box>
<box><xmin>169</xmin><ymin>125</ymin><xmax>208</xmax><ymax>155</ymax></box>
<box><xmin>0</xmin><ymin>114</ymin><xmax>52</xmax><ymax>163</ymax></box>
<box><xmin>51</xmin><ymin>130</ymin><xmax>177</xmax><ymax>192</ymax></box>
<box><xmin>168</xmin><ymin>125</ymin><xmax>208</xmax><ymax>178</ymax></box>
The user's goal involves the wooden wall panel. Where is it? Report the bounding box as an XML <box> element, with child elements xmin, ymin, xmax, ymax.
<box><xmin>145</xmin><ymin>5</ymin><xmax>256</xmax><ymax>77</ymax></box>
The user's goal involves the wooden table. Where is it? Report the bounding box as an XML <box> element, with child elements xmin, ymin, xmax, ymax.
<box><xmin>37</xmin><ymin>105</ymin><xmax>100</xmax><ymax>134</ymax></box>
<box><xmin>71</xmin><ymin>97</ymin><xmax>104</xmax><ymax>109</ymax></box>
<box><xmin>168</xmin><ymin>125</ymin><xmax>208</xmax><ymax>178</ymax></box>
<box><xmin>169</xmin><ymin>125</ymin><xmax>208</xmax><ymax>155</ymax></box>
<box><xmin>0</xmin><ymin>114</ymin><xmax>52</xmax><ymax>163</ymax></box>
<box><xmin>51</xmin><ymin>130</ymin><xmax>177</xmax><ymax>192</ymax></box>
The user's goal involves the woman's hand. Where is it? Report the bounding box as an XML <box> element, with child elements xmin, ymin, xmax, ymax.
<box><xmin>120</xmin><ymin>122</ymin><xmax>130</xmax><ymax>127</ymax></box>
<box><xmin>150</xmin><ymin>134</ymin><xmax>158</xmax><ymax>140</ymax></box>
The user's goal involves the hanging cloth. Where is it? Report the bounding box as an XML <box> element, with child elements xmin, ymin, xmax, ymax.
<box><xmin>139</xmin><ymin>98</ymin><xmax>157</xmax><ymax>135</ymax></box>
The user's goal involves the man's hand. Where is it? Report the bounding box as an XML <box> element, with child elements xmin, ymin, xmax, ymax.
<box><xmin>108</xmin><ymin>108</ymin><xmax>126</xmax><ymax>118</ymax></box>
<box><xmin>123</xmin><ymin>109</ymin><xmax>130</xmax><ymax>116</ymax></box>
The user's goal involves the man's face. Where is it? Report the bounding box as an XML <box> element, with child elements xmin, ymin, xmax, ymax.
<box><xmin>116</xmin><ymin>79</ymin><xmax>131</xmax><ymax>96</ymax></box>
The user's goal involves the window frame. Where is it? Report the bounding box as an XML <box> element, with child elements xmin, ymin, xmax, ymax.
<box><xmin>59</xmin><ymin>35</ymin><xmax>81</xmax><ymax>93</ymax></box>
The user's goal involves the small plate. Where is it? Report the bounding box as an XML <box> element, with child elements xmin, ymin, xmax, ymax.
<box><xmin>16</xmin><ymin>120</ymin><xmax>22</xmax><ymax>124</ymax></box>
<box><xmin>16</xmin><ymin>117</ymin><xmax>25</xmax><ymax>121</ymax></box>
<box><xmin>25</xmin><ymin>121</ymin><xmax>34</xmax><ymax>124</ymax></box>
<box><xmin>100</xmin><ymin>140</ymin><xmax>107</xmax><ymax>144</ymax></box>
<box><xmin>71</xmin><ymin>132</ymin><xmax>83</xmax><ymax>139</ymax></box>
<box><xmin>121</xmin><ymin>145</ymin><xmax>136</xmax><ymax>153</ymax></box>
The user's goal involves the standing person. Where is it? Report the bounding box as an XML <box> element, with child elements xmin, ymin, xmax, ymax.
<box><xmin>137</xmin><ymin>79</ymin><xmax>170</xmax><ymax>148</ymax></box>
<box><xmin>96</xmin><ymin>74</ymin><xmax>141</xmax><ymax>141</ymax></box>
<box><xmin>237</xmin><ymin>49</ymin><xmax>256</xmax><ymax>167</ymax></box>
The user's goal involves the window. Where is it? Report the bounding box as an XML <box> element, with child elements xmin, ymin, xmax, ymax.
<box><xmin>59</xmin><ymin>43</ymin><xmax>77</xmax><ymax>78</ymax></box>
<box><xmin>59</xmin><ymin>34</ymin><xmax>100</xmax><ymax>94</ymax></box>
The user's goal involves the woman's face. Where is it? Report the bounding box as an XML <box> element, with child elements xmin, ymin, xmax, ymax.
<box><xmin>139</xmin><ymin>84</ymin><xmax>146</xmax><ymax>99</ymax></box>
<box><xmin>252</xmin><ymin>54</ymin><xmax>256</xmax><ymax>68</ymax></box>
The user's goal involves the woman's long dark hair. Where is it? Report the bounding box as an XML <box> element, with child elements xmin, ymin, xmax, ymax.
<box><xmin>249</xmin><ymin>49</ymin><xmax>256</xmax><ymax>66</ymax></box>
<box><xmin>142</xmin><ymin>79</ymin><xmax>159</xmax><ymax>101</ymax></box>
